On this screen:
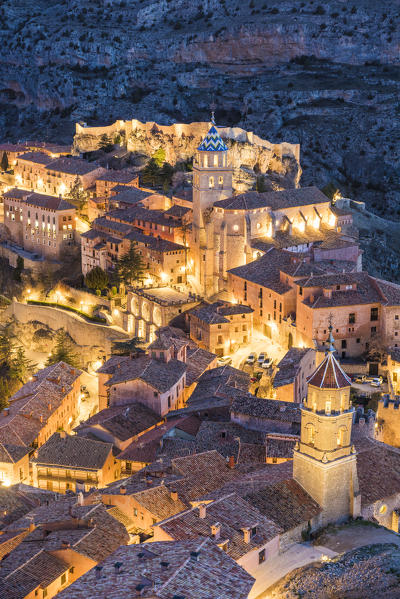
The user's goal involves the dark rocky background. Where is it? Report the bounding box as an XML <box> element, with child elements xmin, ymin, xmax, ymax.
<box><xmin>0</xmin><ymin>0</ymin><xmax>399</xmax><ymax>219</ymax></box>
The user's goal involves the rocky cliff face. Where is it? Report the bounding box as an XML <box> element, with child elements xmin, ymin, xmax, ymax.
<box><xmin>0</xmin><ymin>0</ymin><xmax>399</xmax><ymax>213</ymax></box>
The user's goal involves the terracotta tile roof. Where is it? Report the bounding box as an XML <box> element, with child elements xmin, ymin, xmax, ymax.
<box><xmin>214</xmin><ymin>186</ymin><xmax>329</xmax><ymax>211</ymax></box>
<box><xmin>17</xmin><ymin>151</ymin><xmax>53</xmax><ymax>165</ymax></box>
<box><xmin>374</xmin><ymin>278</ymin><xmax>400</xmax><ymax>306</ymax></box>
<box><xmin>185</xmin><ymin>347</ymin><xmax>217</xmax><ymax>386</ymax></box>
<box><xmin>0</xmin><ymin>485</ymin><xmax>60</xmax><ymax>528</ymax></box>
<box><xmin>133</xmin><ymin>483</ymin><xmax>187</xmax><ymax>520</ymax></box>
<box><xmin>110</xmin><ymin>186</ymin><xmax>150</xmax><ymax>205</ymax></box>
<box><xmin>125</xmin><ymin>228</ymin><xmax>185</xmax><ymax>252</ymax></box>
<box><xmin>356</xmin><ymin>443</ymin><xmax>400</xmax><ymax>506</ymax></box>
<box><xmin>245</xmin><ymin>478</ymin><xmax>321</xmax><ymax>531</ymax></box>
<box><xmin>24</xmin><ymin>192</ymin><xmax>75</xmax><ymax>211</ymax></box>
<box><xmin>156</xmin><ymin>492</ymin><xmax>281</xmax><ymax>560</ymax></box>
<box><xmin>274</xmin><ymin>348</ymin><xmax>315</xmax><ymax>389</ymax></box>
<box><xmin>265</xmin><ymin>433</ymin><xmax>299</xmax><ymax>459</ymax></box>
<box><xmin>106</xmin><ymin>506</ymin><xmax>137</xmax><ymax>533</ymax></box>
<box><xmin>307</xmin><ymin>351</ymin><xmax>351</xmax><ymax>389</ymax></box>
<box><xmin>191</xmin><ymin>301</ymin><xmax>253</xmax><ymax>324</ymax></box>
<box><xmin>194</xmin><ymin>421</ymin><xmax>265</xmax><ymax>463</ymax></box>
<box><xmin>45</xmin><ymin>157</ymin><xmax>101</xmax><ymax>175</ymax></box>
<box><xmin>104</xmin><ymin>355</ymin><xmax>186</xmax><ymax>393</ymax></box>
<box><xmin>113</xmin><ymin>415</ymin><xmax>199</xmax><ymax>464</ymax></box>
<box><xmin>0</xmin><ymin>361</ymin><xmax>81</xmax><ymax>448</ymax></box>
<box><xmin>231</xmin><ymin>395</ymin><xmax>301</xmax><ymax>423</ymax></box>
<box><xmin>0</xmin><ymin>443</ymin><xmax>29</xmax><ymax>463</ymax></box>
<box><xmin>96</xmin><ymin>170</ymin><xmax>138</xmax><ymax>183</ymax></box>
<box><xmin>188</xmin><ymin>365</ymin><xmax>250</xmax><ymax>406</ymax></box>
<box><xmin>57</xmin><ymin>538</ymin><xmax>255</xmax><ymax>599</ymax></box>
<box><xmin>390</xmin><ymin>348</ymin><xmax>400</xmax><ymax>363</ymax></box>
<box><xmin>31</xmin><ymin>432</ymin><xmax>113</xmax><ymax>470</ymax></box>
<box><xmin>74</xmin><ymin>403</ymin><xmax>160</xmax><ymax>443</ymax></box>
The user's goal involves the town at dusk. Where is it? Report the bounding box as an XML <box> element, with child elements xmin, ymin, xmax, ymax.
<box><xmin>0</xmin><ymin>1</ymin><xmax>399</xmax><ymax>598</ymax></box>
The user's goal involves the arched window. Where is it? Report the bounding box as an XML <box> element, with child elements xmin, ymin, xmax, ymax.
<box><xmin>340</xmin><ymin>393</ymin><xmax>346</xmax><ymax>412</ymax></box>
<box><xmin>325</xmin><ymin>400</ymin><xmax>331</xmax><ymax>415</ymax></box>
<box><xmin>233</xmin><ymin>224</ymin><xmax>239</xmax><ymax>232</ymax></box>
<box><xmin>204</xmin><ymin>155</ymin><xmax>208</xmax><ymax>168</ymax></box>
<box><xmin>306</xmin><ymin>423</ymin><xmax>316</xmax><ymax>445</ymax></box>
<box><xmin>337</xmin><ymin>426</ymin><xmax>346</xmax><ymax>447</ymax></box>
<box><xmin>219</xmin><ymin>175</ymin><xmax>223</xmax><ymax>185</ymax></box>
<box><xmin>209</xmin><ymin>176</ymin><xmax>214</xmax><ymax>189</ymax></box>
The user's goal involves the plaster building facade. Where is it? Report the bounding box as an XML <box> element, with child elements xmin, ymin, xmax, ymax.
<box><xmin>31</xmin><ymin>432</ymin><xmax>119</xmax><ymax>493</ymax></box>
<box><xmin>189</xmin><ymin>301</ymin><xmax>254</xmax><ymax>356</ymax></box>
<box><xmin>3</xmin><ymin>188</ymin><xmax>76</xmax><ymax>261</ymax></box>
<box><xmin>273</xmin><ymin>348</ymin><xmax>323</xmax><ymax>403</ymax></box>
<box><xmin>14</xmin><ymin>153</ymin><xmax>106</xmax><ymax>196</ymax></box>
<box><xmin>293</xmin><ymin>330</ymin><xmax>361</xmax><ymax>525</ymax></box>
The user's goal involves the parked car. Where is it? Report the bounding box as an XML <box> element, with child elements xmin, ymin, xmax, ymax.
<box><xmin>217</xmin><ymin>356</ymin><xmax>232</xmax><ymax>366</ymax></box>
<box><xmin>262</xmin><ymin>357</ymin><xmax>273</xmax><ymax>368</ymax></box>
<box><xmin>354</xmin><ymin>375</ymin><xmax>366</xmax><ymax>383</ymax></box>
<box><xmin>370</xmin><ymin>378</ymin><xmax>382</xmax><ymax>387</ymax></box>
<box><xmin>246</xmin><ymin>353</ymin><xmax>257</xmax><ymax>365</ymax></box>
<box><xmin>257</xmin><ymin>353</ymin><xmax>266</xmax><ymax>366</ymax></box>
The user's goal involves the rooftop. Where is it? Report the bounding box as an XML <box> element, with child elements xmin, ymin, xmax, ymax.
<box><xmin>17</xmin><ymin>151</ymin><xmax>53</xmax><ymax>165</ymax></box>
<box><xmin>190</xmin><ymin>301</ymin><xmax>253</xmax><ymax>325</ymax></box>
<box><xmin>245</xmin><ymin>478</ymin><xmax>321</xmax><ymax>532</ymax></box>
<box><xmin>24</xmin><ymin>192</ymin><xmax>75</xmax><ymax>211</ymax></box>
<box><xmin>214</xmin><ymin>186</ymin><xmax>329</xmax><ymax>211</ymax></box>
<box><xmin>31</xmin><ymin>432</ymin><xmax>113</xmax><ymax>470</ymax></box>
<box><xmin>0</xmin><ymin>361</ymin><xmax>81</xmax><ymax>448</ymax></box>
<box><xmin>57</xmin><ymin>538</ymin><xmax>254</xmax><ymax>599</ymax></box>
<box><xmin>307</xmin><ymin>350</ymin><xmax>351</xmax><ymax>389</ymax></box>
<box><xmin>104</xmin><ymin>355</ymin><xmax>187</xmax><ymax>393</ymax></box>
<box><xmin>45</xmin><ymin>157</ymin><xmax>102</xmax><ymax>175</ymax></box>
<box><xmin>231</xmin><ymin>395</ymin><xmax>301</xmax><ymax>423</ymax></box>
<box><xmin>96</xmin><ymin>170</ymin><xmax>138</xmax><ymax>184</ymax></box>
<box><xmin>74</xmin><ymin>403</ymin><xmax>161</xmax><ymax>443</ymax></box>
<box><xmin>156</xmin><ymin>492</ymin><xmax>281</xmax><ymax>560</ymax></box>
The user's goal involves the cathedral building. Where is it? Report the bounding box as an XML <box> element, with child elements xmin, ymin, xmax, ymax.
<box><xmin>192</xmin><ymin>121</ymin><xmax>350</xmax><ymax>298</ymax></box>
<box><xmin>293</xmin><ymin>327</ymin><xmax>361</xmax><ymax>525</ymax></box>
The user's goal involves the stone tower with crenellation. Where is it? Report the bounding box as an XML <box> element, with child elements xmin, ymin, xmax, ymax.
<box><xmin>192</xmin><ymin>119</ymin><xmax>233</xmax><ymax>297</ymax></box>
<box><xmin>293</xmin><ymin>326</ymin><xmax>361</xmax><ymax>525</ymax></box>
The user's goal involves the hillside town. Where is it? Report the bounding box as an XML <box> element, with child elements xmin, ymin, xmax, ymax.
<box><xmin>0</xmin><ymin>117</ymin><xmax>399</xmax><ymax>599</ymax></box>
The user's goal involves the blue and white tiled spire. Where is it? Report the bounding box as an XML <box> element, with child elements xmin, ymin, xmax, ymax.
<box><xmin>197</xmin><ymin>114</ymin><xmax>228</xmax><ymax>152</ymax></box>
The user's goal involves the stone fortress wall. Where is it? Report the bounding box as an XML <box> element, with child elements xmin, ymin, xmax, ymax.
<box><xmin>6</xmin><ymin>300</ymin><xmax>128</xmax><ymax>363</ymax></box>
<box><xmin>74</xmin><ymin>119</ymin><xmax>301</xmax><ymax>191</ymax></box>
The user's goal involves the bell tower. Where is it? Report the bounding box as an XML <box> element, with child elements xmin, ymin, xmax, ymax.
<box><xmin>192</xmin><ymin>117</ymin><xmax>233</xmax><ymax>297</ymax></box>
<box><xmin>293</xmin><ymin>326</ymin><xmax>361</xmax><ymax>524</ymax></box>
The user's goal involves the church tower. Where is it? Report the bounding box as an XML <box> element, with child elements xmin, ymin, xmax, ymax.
<box><xmin>293</xmin><ymin>327</ymin><xmax>361</xmax><ymax>524</ymax></box>
<box><xmin>192</xmin><ymin>118</ymin><xmax>233</xmax><ymax>297</ymax></box>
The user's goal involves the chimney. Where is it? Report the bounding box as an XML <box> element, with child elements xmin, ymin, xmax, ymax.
<box><xmin>28</xmin><ymin>522</ymin><xmax>35</xmax><ymax>533</ymax></box>
<box><xmin>211</xmin><ymin>522</ymin><xmax>221</xmax><ymax>540</ymax></box>
<box><xmin>198</xmin><ymin>504</ymin><xmax>206</xmax><ymax>519</ymax></box>
<box><xmin>160</xmin><ymin>561</ymin><xmax>170</xmax><ymax>570</ymax></box>
<box><xmin>170</xmin><ymin>491</ymin><xmax>178</xmax><ymax>502</ymax></box>
<box><xmin>61</xmin><ymin>540</ymin><xmax>70</xmax><ymax>549</ymax></box>
<box><xmin>95</xmin><ymin>565</ymin><xmax>103</xmax><ymax>580</ymax></box>
<box><xmin>120</xmin><ymin>486</ymin><xmax>127</xmax><ymax>495</ymax></box>
<box><xmin>114</xmin><ymin>561</ymin><xmax>123</xmax><ymax>574</ymax></box>
<box><xmin>242</xmin><ymin>528</ymin><xmax>251</xmax><ymax>544</ymax></box>
<box><xmin>190</xmin><ymin>551</ymin><xmax>200</xmax><ymax>562</ymax></box>
<box><xmin>78</xmin><ymin>492</ymin><xmax>84</xmax><ymax>505</ymax></box>
<box><xmin>59</xmin><ymin>430</ymin><xmax>66</xmax><ymax>439</ymax></box>
<box><xmin>228</xmin><ymin>455</ymin><xmax>235</xmax><ymax>469</ymax></box>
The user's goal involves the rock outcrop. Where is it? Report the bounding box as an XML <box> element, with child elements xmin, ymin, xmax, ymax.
<box><xmin>0</xmin><ymin>0</ymin><xmax>398</xmax><ymax>214</ymax></box>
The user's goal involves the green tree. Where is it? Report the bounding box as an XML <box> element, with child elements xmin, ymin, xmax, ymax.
<box><xmin>85</xmin><ymin>266</ymin><xmax>109</xmax><ymax>291</ymax></box>
<box><xmin>117</xmin><ymin>241</ymin><xmax>144</xmax><ymax>285</ymax></box>
<box><xmin>66</xmin><ymin>176</ymin><xmax>88</xmax><ymax>212</ymax></box>
<box><xmin>99</xmin><ymin>133</ymin><xmax>113</xmax><ymax>152</ymax></box>
<box><xmin>142</xmin><ymin>158</ymin><xmax>161</xmax><ymax>186</ymax></box>
<box><xmin>1</xmin><ymin>152</ymin><xmax>9</xmax><ymax>172</ymax></box>
<box><xmin>8</xmin><ymin>346</ymin><xmax>36</xmax><ymax>386</ymax></box>
<box><xmin>152</xmin><ymin>148</ymin><xmax>166</xmax><ymax>167</ymax></box>
<box><xmin>112</xmin><ymin>336</ymin><xmax>142</xmax><ymax>356</ymax></box>
<box><xmin>0</xmin><ymin>378</ymin><xmax>10</xmax><ymax>411</ymax></box>
<box><xmin>13</xmin><ymin>255</ymin><xmax>24</xmax><ymax>282</ymax></box>
<box><xmin>46</xmin><ymin>330</ymin><xmax>80</xmax><ymax>368</ymax></box>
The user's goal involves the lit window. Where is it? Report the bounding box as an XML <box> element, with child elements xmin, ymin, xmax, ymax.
<box><xmin>233</xmin><ymin>225</ymin><xmax>239</xmax><ymax>232</ymax></box>
<box><xmin>209</xmin><ymin>176</ymin><xmax>214</xmax><ymax>189</ymax></box>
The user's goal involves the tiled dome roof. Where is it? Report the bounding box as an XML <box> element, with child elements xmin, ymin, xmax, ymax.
<box><xmin>197</xmin><ymin>125</ymin><xmax>228</xmax><ymax>152</ymax></box>
<box><xmin>307</xmin><ymin>351</ymin><xmax>351</xmax><ymax>389</ymax></box>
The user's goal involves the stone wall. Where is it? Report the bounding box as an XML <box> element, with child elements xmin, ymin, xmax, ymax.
<box><xmin>6</xmin><ymin>300</ymin><xmax>128</xmax><ymax>363</ymax></box>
